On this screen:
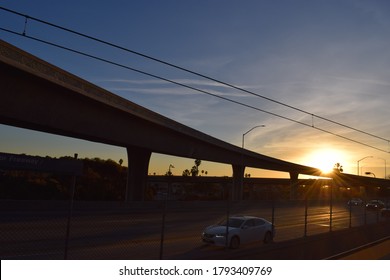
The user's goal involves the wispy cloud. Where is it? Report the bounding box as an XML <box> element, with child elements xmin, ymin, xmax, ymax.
<box><xmin>3</xmin><ymin>0</ymin><xmax>390</xmax><ymax>176</ymax></box>
<box><xmin>100</xmin><ymin>78</ymin><xmax>255</xmax><ymax>99</ymax></box>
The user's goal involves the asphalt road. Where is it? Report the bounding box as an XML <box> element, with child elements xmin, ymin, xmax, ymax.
<box><xmin>0</xmin><ymin>201</ymin><xmax>388</xmax><ymax>259</ymax></box>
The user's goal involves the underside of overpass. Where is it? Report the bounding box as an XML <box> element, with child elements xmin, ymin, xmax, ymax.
<box><xmin>1</xmin><ymin>39</ymin><xmax>388</xmax><ymax>201</ymax></box>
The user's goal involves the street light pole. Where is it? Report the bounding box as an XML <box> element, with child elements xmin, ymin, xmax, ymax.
<box><xmin>242</xmin><ymin>125</ymin><xmax>266</xmax><ymax>149</ymax></box>
<box><xmin>240</xmin><ymin>125</ymin><xmax>265</xmax><ymax>199</ymax></box>
<box><xmin>357</xmin><ymin>156</ymin><xmax>373</xmax><ymax>176</ymax></box>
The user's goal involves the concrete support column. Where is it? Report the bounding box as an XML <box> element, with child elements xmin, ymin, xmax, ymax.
<box><xmin>126</xmin><ymin>146</ymin><xmax>152</xmax><ymax>201</ymax></box>
<box><xmin>289</xmin><ymin>171</ymin><xmax>299</xmax><ymax>200</ymax></box>
<box><xmin>232</xmin><ymin>164</ymin><xmax>245</xmax><ymax>200</ymax></box>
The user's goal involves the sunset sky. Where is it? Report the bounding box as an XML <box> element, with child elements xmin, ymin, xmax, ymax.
<box><xmin>1</xmin><ymin>0</ymin><xmax>390</xmax><ymax>178</ymax></box>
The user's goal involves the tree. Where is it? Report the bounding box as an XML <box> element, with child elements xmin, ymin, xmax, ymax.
<box><xmin>182</xmin><ymin>159</ymin><xmax>208</xmax><ymax>177</ymax></box>
<box><xmin>165</xmin><ymin>164</ymin><xmax>174</xmax><ymax>176</ymax></box>
<box><xmin>191</xmin><ymin>159</ymin><xmax>202</xmax><ymax>177</ymax></box>
<box><xmin>333</xmin><ymin>163</ymin><xmax>343</xmax><ymax>173</ymax></box>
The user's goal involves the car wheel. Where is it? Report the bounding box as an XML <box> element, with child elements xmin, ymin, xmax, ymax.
<box><xmin>263</xmin><ymin>231</ymin><xmax>273</xmax><ymax>244</ymax></box>
<box><xmin>230</xmin><ymin>236</ymin><xmax>240</xmax><ymax>249</ymax></box>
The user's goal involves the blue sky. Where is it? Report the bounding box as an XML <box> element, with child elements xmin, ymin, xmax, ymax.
<box><xmin>1</xmin><ymin>0</ymin><xmax>390</xmax><ymax>178</ymax></box>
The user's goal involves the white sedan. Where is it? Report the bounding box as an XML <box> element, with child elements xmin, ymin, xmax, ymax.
<box><xmin>201</xmin><ymin>215</ymin><xmax>275</xmax><ymax>249</ymax></box>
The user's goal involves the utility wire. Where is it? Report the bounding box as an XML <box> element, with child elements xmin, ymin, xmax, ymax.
<box><xmin>1</xmin><ymin>26</ymin><xmax>389</xmax><ymax>154</ymax></box>
<box><xmin>1</xmin><ymin>6</ymin><xmax>389</xmax><ymax>145</ymax></box>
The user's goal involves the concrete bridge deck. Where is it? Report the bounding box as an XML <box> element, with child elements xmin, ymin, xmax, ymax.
<box><xmin>2</xmin><ymin>39</ymin><xmax>390</xmax><ymax>201</ymax></box>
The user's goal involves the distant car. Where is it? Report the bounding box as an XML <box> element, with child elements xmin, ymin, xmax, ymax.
<box><xmin>381</xmin><ymin>207</ymin><xmax>390</xmax><ymax>217</ymax></box>
<box><xmin>380</xmin><ymin>202</ymin><xmax>390</xmax><ymax>217</ymax></box>
<box><xmin>365</xmin><ymin>200</ymin><xmax>385</xmax><ymax>211</ymax></box>
<box><xmin>201</xmin><ymin>215</ymin><xmax>275</xmax><ymax>249</ymax></box>
<box><xmin>347</xmin><ymin>198</ymin><xmax>363</xmax><ymax>206</ymax></box>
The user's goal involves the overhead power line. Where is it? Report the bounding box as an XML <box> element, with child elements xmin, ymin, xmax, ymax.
<box><xmin>0</xmin><ymin>6</ymin><xmax>389</xmax><ymax>154</ymax></box>
<box><xmin>1</xmin><ymin>6</ymin><xmax>389</xmax><ymax>144</ymax></box>
<box><xmin>1</xmin><ymin>26</ymin><xmax>388</xmax><ymax>154</ymax></box>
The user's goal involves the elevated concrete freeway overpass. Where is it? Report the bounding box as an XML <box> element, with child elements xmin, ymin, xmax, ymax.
<box><xmin>1</xmin><ymin>39</ymin><xmax>388</xmax><ymax>200</ymax></box>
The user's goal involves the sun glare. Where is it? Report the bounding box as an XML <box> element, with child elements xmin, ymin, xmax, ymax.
<box><xmin>305</xmin><ymin>149</ymin><xmax>346</xmax><ymax>174</ymax></box>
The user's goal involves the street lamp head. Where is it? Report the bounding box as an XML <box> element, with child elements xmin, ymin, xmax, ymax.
<box><xmin>357</xmin><ymin>156</ymin><xmax>374</xmax><ymax>176</ymax></box>
<box><xmin>242</xmin><ymin>125</ymin><xmax>266</xmax><ymax>148</ymax></box>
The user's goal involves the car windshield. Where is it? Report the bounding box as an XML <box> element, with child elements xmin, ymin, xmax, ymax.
<box><xmin>218</xmin><ymin>218</ymin><xmax>245</xmax><ymax>228</ymax></box>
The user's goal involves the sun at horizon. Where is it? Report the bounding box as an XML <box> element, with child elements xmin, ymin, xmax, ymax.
<box><xmin>304</xmin><ymin>148</ymin><xmax>347</xmax><ymax>174</ymax></box>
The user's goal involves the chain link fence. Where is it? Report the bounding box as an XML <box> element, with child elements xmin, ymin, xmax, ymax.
<box><xmin>1</xmin><ymin>179</ymin><xmax>389</xmax><ymax>259</ymax></box>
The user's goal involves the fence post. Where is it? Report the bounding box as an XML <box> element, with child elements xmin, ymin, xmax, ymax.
<box><xmin>349</xmin><ymin>202</ymin><xmax>352</xmax><ymax>228</ymax></box>
<box><xmin>364</xmin><ymin>200</ymin><xmax>367</xmax><ymax>225</ymax></box>
<box><xmin>329</xmin><ymin>185</ymin><xmax>333</xmax><ymax>232</ymax></box>
<box><xmin>159</xmin><ymin>181</ymin><xmax>169</xmax><ymax>259</ymax></box>
<box><xmin>271</xmin><ymin>196</ymin><xmax>275</xmax><ymax>237</ymax></box>
<box><xmin>64</xmin><ymin>153</ymin><xmax>78</xmax><ymax>260</ymax></box>
<box><xmin>304</xmin><ymin>198</ymin><xmax>308</xmax><ymax>238</ymax></box>
<box><xmin>377</xmin><ymin>206</ymin><xmax>380</xmax><ymax>223</ymax></box>
<box><xmin>224</xmin><ymin>182</ymin><xmax>231</xmax><ymax>249</ymax></box>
